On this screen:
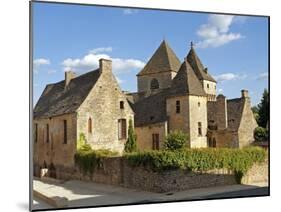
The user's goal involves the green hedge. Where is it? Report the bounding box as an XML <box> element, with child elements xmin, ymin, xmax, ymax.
<box><xmin>74</xmin><ymin>148</ymin><xmax>119</xmax><ymax>175</ymax></box>
<box><xmin>125</xmin><ymin>147</ymin><xmax>267</xmax><ymax>182</ymax></box>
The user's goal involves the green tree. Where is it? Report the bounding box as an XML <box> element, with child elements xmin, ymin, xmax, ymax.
<box><xmin>257</xmin><ymin>89</ymin><xmax>269</xmax><ymax>128</ymax></box>
<box><xmin>124</xmin><ymin>119</ymin><xmax>137</xmax><ymax>153</ymax></box>
<box><xmin>251</xmin><ymin>106</ymin><xmax>260</xmax><ymax>123</ymax></box>
<box><xmin>164</xmin><ymin>130</ymin><xmax>188</xmax><ymax>150</ymax></box>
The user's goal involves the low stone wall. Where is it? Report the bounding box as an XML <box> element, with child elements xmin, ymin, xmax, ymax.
<box><xmin>37</xmin><ymin>158</ymin><xmax>268</xmax><ymax>193</ymax></box>
<box><xmin>122</xmin><ymin>164</ymin><xmax>236</xmax><ymax>192</ymax></box>
<box><xmin>241</xmin><ymin>161</ymin><xmax>268</xmax><ymax>185</ymax></box>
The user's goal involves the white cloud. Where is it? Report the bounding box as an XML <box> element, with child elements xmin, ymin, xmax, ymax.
<box><xmin>196</xmin><ymin>14</ymin><xmax>243</xmax><ymax>48</ymax></box>
<box><xmin>123</xmin><ymin>9</ymin><xmax>138</xmax><ymax>15</ymax></box>
<box><xmin>214</xmin><ymin>73</ymin><xmax>247</xmax><ymax>82</ymax></box>
<box><xmin>33</xmin><ymin>58</ymin><xmax>50</xmax><ymax>73</ymax></box>
<box><xmin>256</xmin><ymin>72</ymin><xmax>268</xmax><ymax>80</ymax></box>
<box><xmin>62</xmin><ymin>47</ymin><xmax>145</xmax><ymax>75</ymax></box>
<box><xmin>89</xmin><ymin>47</ymin><xmax>112</xmax><ymax>54</ymax></box>
<box><xmin>47</xmin><ymin>69</ymin><xmax>56</xmax><ymax>74</ymax></box>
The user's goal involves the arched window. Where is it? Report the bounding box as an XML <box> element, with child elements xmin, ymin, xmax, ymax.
<box><xmin>150</xmin><ymin>78</ymin><xmax>159</xmax><ymax>90</ymax></box>
<box><xmin>88</xmin><ymin>118</ymin><xmax>92</xmax><ymax>133</ymax></box>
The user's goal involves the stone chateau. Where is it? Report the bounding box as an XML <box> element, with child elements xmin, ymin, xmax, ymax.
<box><xmin>33</xmin><ymin>40</ymin><xmax>257</xmax><ymax>172</ymax></box>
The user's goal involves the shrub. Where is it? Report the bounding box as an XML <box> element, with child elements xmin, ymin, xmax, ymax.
<box><xmin>164</xmin><ymin>130</ymin><xmax>188</xmax><ymax>150</ymax></box>
<box><xmin>125</xmin><ymin>119</ymin><xmax>137</xmax><ymax>153</ymax></box>
<box><xmin>77</xmin><ymin>133</ymin><xmax>87</xmax><ymax>150</ymax></box>
<box><xmin>125</xmin><ymin>147</ymin><xmax>267</xmax><ymax>182</ymax></box>
<box><xmin>74</xmin><ymin>148</ymin><xmax>119</xmax><ymax>175</ymax></box>
<box><xmin>254</xmin><ymin>127</ymin><xmax>268</xmax><ymax>142</ymax></box>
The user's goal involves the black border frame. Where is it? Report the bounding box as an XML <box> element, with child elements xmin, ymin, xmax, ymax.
<box><xmin>29</xmin><ymin>1</ymin><xmax>270</xmax><ymax>211</ymax></box>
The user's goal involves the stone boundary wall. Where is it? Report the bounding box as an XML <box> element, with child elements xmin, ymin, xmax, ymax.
<box><xmin>36</xmin><ymin>157</ymin><xmax>268</xmax><ymax>193</ymax></box>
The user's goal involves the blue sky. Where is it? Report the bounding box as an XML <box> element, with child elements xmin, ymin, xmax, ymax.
<box><xmin>32</xmin><ymin>2</ymin><xmax>268</xmax><ymax>106</ymax></box>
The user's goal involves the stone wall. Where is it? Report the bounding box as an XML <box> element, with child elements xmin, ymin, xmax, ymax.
<box><xmin>48</xmin><ymin>157</ymin><xmax>268</xmax><ymax>193</ymax></box>
<box><xmin>237</xmin><ymin>97</ymin><xmax>258</xmax><ymax>148</ymax></box>
<box><xmin>33</xmin><ymin>113</ymin><xmax>77</xmax><ymax>170</ymax></box>
<box><xmin>166</xmin><ymin>95</ymin><xmax>208</xmax><ymax>148</ymax></box>
<box><xmin>188</xmin><ymin>95</ymin><xmax>208</xmax><ymax>148</ymax></box>
<box><xmin>202</xmin><ymin>80</ymin><xmax>216</xmax><ymax>101</ymax></box>
<box><xmin>77</xmin><ymin>59</ymin><xmax>134</xmax><ymax>153</ymax></box>
<box><xmin>135</xmin><ymin>122</ymin><xmax>168</xmax><ymax>150</ymax></box>
<box><xmin>137</xmin><ymin>72</ymin><xmax>175</xmax><ymax>93</ymax></box>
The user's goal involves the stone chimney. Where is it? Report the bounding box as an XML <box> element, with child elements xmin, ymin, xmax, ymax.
<box><xmin>65</xmin><ymin>71</ymin><xmax>76</xmax><ymax>88</ymax></box>
<box><xmin>99</xmin><ymin>58</ymin><xmax>112</xmax><ymax>74</ymax></box>
<box><xmin>216</xmin><ymin>94</ymin><xmax>228</xmax><ymax>129</ymax></box>
<box><xmin>241</xmin><ymin>89</ymin><xmax>249</xmax><ymax>98</ymax></box>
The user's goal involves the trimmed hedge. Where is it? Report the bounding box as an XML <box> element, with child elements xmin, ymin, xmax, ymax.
<box><xmin>125</xmin><ymin>147</ymin><xmax>267</xmax><ymax>182</ymax></box>
<box><xmin>74</xmin><ymin>148</ymin><xmax>119</xmax><ymax>175</ymax></box>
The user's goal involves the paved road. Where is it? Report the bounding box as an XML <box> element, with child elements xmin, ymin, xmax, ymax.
<box><xmin>203</xmin><ymin>187</ymin><xmax>269</xmax><ymax>199</ymax></box>
<box><xmin>33</xmin><ymin>179</ymin><xmax>269</xmax><ymax>210</ymax></box>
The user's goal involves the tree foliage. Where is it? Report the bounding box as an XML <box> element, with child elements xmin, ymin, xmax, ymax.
<box><xmin>124</xmin><ymin>119</ymin><xmax>137</xmax><ymax>153</ymax></box>
<box><xmin>254</xmin><ymin>127</ymin><xmax>268</xmax><ymax>142</ymax></box>
<box><xmin>164</xmin><ymin>130</ymin><xmax>188</xmax><ymax>150</ymax></box>
<box><xmin>257</xmin><ymin>89</ymin><xmax>269</xmax><ymax>128</ymax></box>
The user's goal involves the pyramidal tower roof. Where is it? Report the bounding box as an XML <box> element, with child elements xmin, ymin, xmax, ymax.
<box><xmin>169</xmin><ymin>59</ymin><xmax>206</xmax><ymax>96</ymax></box>
<box><xmin>137</xmin><ymin>40</ymin><xmax>181</xmax><ymax>76</ymax></box>
<box><xmin>186</xmin><ymin>45</ymin><xmax>216</xmax><ymax>82</ymax></box>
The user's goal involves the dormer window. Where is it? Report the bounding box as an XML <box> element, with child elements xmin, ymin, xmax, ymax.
<box><xmin>207</xmin><ymin>84</ymin><xmax>210</xmax><ymax>89</ymax></box>
<box><xmin>150</xmin><ymin>78</ymin><xmax>159</xmax><ymax>90</ymax></box>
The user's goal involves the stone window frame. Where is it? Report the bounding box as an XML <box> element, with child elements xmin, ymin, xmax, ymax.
<box><xmin>120</xmin><ymin>101</ymin><xmax>124</xmax><ymax>109</ymax></box>
<box><xmin>176</xmin><ymin>100</ymin><xmax>181</xmax><ymax>114</ymax></box>
<box><xmin>35</xmin><ymin>123</ymin><xmax>38</xmax><ymax>143</ymax></box>
<box><xmin>118</xmin><ymin>119</ymin><xmax>127</xmax><ymax>140</ymax></box>
<box><xmin>150</xmin><ymin>78</ymin><xmax>159</xmax><ymax>90</ymax></box>
<box><xmin>63</xmin><ymin>120</ymin><xmax>67</xmax><ymax>144</ymax></box>
<box><xmin>46</xmin><ymin>124</ymin><xmax>49</xmax><ymax>143</ymax></box>
<box><xmin>198</xmin><ymin>122</ymin><xmax>202</xmax><ymax>136</ymax></box>
<box><xmin>88</xmin><ymin>117</ymin><xmax>92</xmax><ymax>134</ymax></box>
<box><xmin>152</xmin><ymin>133</ymin><xmax>160</xmax><ymax>150</ymax></box>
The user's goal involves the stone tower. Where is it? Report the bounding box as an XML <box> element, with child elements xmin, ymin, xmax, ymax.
<box><xmin>186</xmin><ymin>43</ymin><xmax>217</xmax><ymax>101</ymax></box>
<box><xmin>167</xmin><ymin>58</ymin><xmax>208</xmax><ymax>148</ymax></box>
<box><xmin>136</xmin><ymin>40</ymin><xmax>181</xmax><ymax>96</ymax></box>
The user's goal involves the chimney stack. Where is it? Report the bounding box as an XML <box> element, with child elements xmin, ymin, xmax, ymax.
<box><xmin>99</xmin><ymin>58</ymin><xmax>112</xmax><ymax>74</ymax></box>
<box><xmin>65</xmin><ymin>71</ymin><xmax>76</xmax><ymax>88</ymax></box>
<box><xmin>216</xmin><ymin>94</ymin><xmax>228</xmax><ymax>129</ymax></box>
<box><xmin>241</xmin><ymin>89</ymin><xmax>249</xmax><ymax>98</ymax></box>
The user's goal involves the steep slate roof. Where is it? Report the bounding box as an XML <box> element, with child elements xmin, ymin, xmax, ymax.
<box><xmin>132</xmin><ymin>89</ymin><xmax>169</xmax><ymax>127</ymax></box>
<box><xmin>169</xmin><ymin>60</ymin><xmax>206</xmax><ymax>97</ymax></box>
<box><xmin>34</xmin><ymin>69</ymin><xmax>100</xmax><ymax>119</ymax></box>
<box><xmin>186</xmin><ymin>47</ymin><xmax>216</xmax><ymax>82</ymax></box>
<box><xmin>137</xmin><ymin>40</ymin><xmax>181</xmax><ymax>76</ymax></box>
<box><xmin>227</xmin><ymin>98</ymin><xmax>245</xmax><ymax>130</ymax></box>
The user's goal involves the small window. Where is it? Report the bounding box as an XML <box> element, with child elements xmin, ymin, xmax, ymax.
<box><xmin>88</xmin><ymin>118</ymin><xmax>92</xmax><ymax>133</ymax></box>
<box><xmin>120</xmin><ymin>101</ymin><xmax>124</xmax><ymax>109</ymax></box>
<box><xmin>118</xmin><ymin>119</ymin><xmax>126</xmax><ymax>139</ymax></box>
<box><xmin>207</xmin><ymin>84</ymin><xmax>209</xmax><ymax>89</ymax></box>
<box><xmin>176</xmin><ymin>100</ymin><xmax>180</xmax><ymax>113</ymax></box>
<box><xmin>63</xmin><ymin>120</ymin><xmax>67</xmax><ymax>144</ymax></box>
<box><xmin>150</xmin><ymin>78</ymin><xmax>159</xmax><ymax>90</ymax></box>
<box><xmin>198</xmin><ymin>122</ymin><xmax>202</xmax><ymax>136</ymax></box>
<box><xmin>212</xmin><ymin>138</ymin><xmax>217</xmax><ymax>147</ymax></box>
<box><xmin>152</xmin><ymin>133</ymin><xmax>160</xmax><ymax>150</ymax></box>
<box><xmin>46</xmin><ymin>124</ymin><xmax>49</xmax><ymax>143</ymax></box>
<box><xmin>198</xmin><ymin>102</ymin><xmax>201</xmax><ymax>107</ymax></box>
<box><xmin>35</xmin><ymin>123</ymin><xmax>38</xmax><ymax>143</ymax></box>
